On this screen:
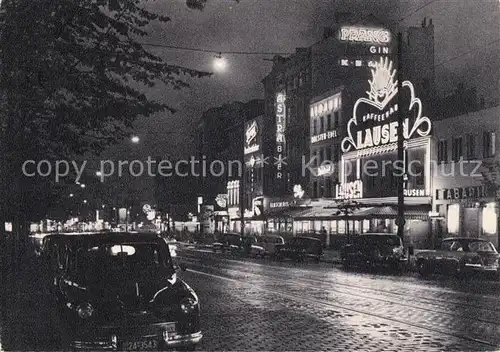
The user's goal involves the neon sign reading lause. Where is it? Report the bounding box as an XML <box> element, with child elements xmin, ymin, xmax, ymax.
<box><xmin>276</xmin><ymin>92</ymin><xmax>286</xmax><ymax>179</ymax></box>
<box><xmin>341</xmin><ymin>57</ymin><xmax>432</xmax><ymax>153</ymax></box>
<box><xmin>336</xmin><ymin>180</ymin><xmax>363</xmax><ymax>200</ymax></box>
<box><xmin>340</xmin><ymin>27</ymin><xmax>391</xmax><ymax>44</ymax></box>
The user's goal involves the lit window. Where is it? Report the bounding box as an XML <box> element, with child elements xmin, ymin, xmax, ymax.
<box><xmin>482</xmin><ymin>203</ymin><xmax>497</xmax><ymax>235</ymax></box>
<box><xmin>447</xmin><ymin>204</ymin><xmax>460</xmax><ymax>234</ymax></box>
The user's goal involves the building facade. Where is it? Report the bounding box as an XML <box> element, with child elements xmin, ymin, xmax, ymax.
<box><xmin>431</xmin><ymin>106</ymin><xmax>500</xmax><ymax>247</ymax></box>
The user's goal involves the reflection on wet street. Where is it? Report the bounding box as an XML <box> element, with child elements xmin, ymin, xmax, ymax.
<box><xmin>2</xmin><ymin>249</ymin><xmax>500</xmax><ymax>351</ymax></box>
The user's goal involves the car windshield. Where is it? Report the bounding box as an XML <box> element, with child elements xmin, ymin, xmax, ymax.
<box><xmin>74</xmin><ymin>242</ymin><xmax>171</xmax><ymax>275</ymax></box>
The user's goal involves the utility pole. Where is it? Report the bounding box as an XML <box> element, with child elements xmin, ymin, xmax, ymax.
<box><xmin>396</xmin><ymin>31</ymin><xmax>406</xmax><ymax>240</ymax></box>
<box><xmin>240</xmin><ymin>159</ymin><xmax>246</xmax><ymax>238</ymax></box>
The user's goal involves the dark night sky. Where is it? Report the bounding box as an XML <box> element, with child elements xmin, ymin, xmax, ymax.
<box><xmin>97</xmin><ymin>0</ymin><xmax>499</xmax><ymax>204</ymax></box>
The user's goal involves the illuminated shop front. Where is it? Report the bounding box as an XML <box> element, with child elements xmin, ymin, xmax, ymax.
<box><xmin>337</xmin><ymin>57</ymin><xmax>433</xmax><ymax>248</ymax></box>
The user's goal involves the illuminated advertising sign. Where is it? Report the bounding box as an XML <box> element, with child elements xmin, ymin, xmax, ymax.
<box><xmin>339</xmin><ymin>26</ymin><xmax>391</xmax><ymax>45</ymax></box>
<box><xmin>335</xmin><ymin>180</ymin><xmax>363</xmax><ymax>200</ymax></box>
<box><xmin>293</xmin><ymin>185</ymin><xmax>305</xmax><ymax>199</ymax></box>
<box><xmin>341</xmin><ymin>57</ymin><xmax>432</xmax><ymax>153</ymax></box>
<box><xmin>252</xmin><ymin>197</ymin><xmax>264</xmax><ymax>216</ymax></box>
<box><xmin>311</xmin><ymin>130</ymin><xmax>338</xmax><ymax>144</ymax></box>
<box><xmin>276</xmin><ymin>92</ymin><xmax>286</xmax><ymax>179</ymax></box>
<box><xmin>244</xmin><ymin>120</ymin><xmax>260</xmax><ymax>155</ymax></box>
<box><xmin>215</xmin><ymin>194</ymin><xmax>228</xmax><ymax>208</ymax></box>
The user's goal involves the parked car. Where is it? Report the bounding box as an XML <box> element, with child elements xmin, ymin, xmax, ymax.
<box><xmin>255</xmin><ymin>234</ymin><xmax>285</xmax><ymax>257</ymax></box>
<box><xmin>340</xmin><ymin>233</ymin><xmax>407</xmax><ymax>271</ymax></box>
<box><xmin>212</xmin><ymin>232</ymin><xmax>243</xmax><ymax>253</ymax></box>
<box><xmin>275</xmin><ymin>236</ymin><xmax>323</xmax><ymax>263</ymax></box>
<box><xmin>416</xmin><ymin>237</ymin><xmax>499</xmax><ymax>277</ymax></box>
<box><xmin>45</xmin><ymin>232</ymin><xmax>202</xmax><ymax>350</ymax></box>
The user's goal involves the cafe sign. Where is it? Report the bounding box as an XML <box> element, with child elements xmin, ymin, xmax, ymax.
<box><xmin>336</xmin><ymin>180</ymin><xmax>363</xmax><ymax>200</ymax></box>
<box><xmin>341</xmin><ymin>57</ymin><xmax>431</xmax><ymax>153</ymax></box>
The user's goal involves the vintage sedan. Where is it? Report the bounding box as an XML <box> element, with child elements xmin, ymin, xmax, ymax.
<box><xmin>341</xmin><ymin>233</ymin><xmax>408</xmax><ymax>271</ymax></box>
<box><xmin>416</xmin><ymin>237</ymin><xmax>500</xmax><ymax>277</ymax></box>
<box><xmin>46</xmin><ymin>232</ymin><xmax>202</xmax><ymax>350</ymax></box>
<box><xmin>275</xmin><ymin>236</ymin><xmax>324</xmax><ymax>263</ymax></box>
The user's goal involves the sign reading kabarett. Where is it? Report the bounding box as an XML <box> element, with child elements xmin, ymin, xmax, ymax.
<box><xmin>341</xmin><ymin>57</ymin><xmax>431</xmax><ymax>153</ymax></box>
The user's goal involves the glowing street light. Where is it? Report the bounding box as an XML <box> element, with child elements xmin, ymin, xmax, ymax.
<box><xmin>80</xmin><ymin>183</ymin><xmax>86</xmax><ymax>188</ymax></box>
<box><xmin>213</xmin><ymin>53</ymin><xmax>227</xmax><ymax>72</ymax></box>
<box><xmin>83</xmin><ymin>200</ymin><xmax>88</xmax><ymax>204</ymax></box>
<box><xmin>131</xmin><ymin>136</ymin><xmax>140</xmax><ymax>144</ymax></box>
<box><xmin>96</xmin><ymin>171</ymin><xmax>102</xmax><ymax>177</ymax></box>
<box><xmin>69</xmin><ymin>193</ymin><xmax>74</xmax><ymax>197</ymax></box>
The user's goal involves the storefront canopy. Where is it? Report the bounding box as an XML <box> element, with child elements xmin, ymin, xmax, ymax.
<box><xmin>352</xmin><ymin>206</ymin><xmax>430</xmax><ymax>221</ymax></box>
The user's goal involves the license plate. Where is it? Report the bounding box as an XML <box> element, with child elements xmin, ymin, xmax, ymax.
<box><xmin>121</xmin><ymin>339</ymin><xmax>158</xmax><ymax>351</ymax></box>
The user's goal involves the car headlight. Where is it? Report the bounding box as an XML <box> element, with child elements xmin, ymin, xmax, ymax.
<box><xmin>76</xmin><ymin>302</ymin><xmax>94</xmax><ymax>319</ymax></box>
<box><xmin>180</xmin><ymin>297</ymin><xmax>197</xmax><ymax>314</ymax></box>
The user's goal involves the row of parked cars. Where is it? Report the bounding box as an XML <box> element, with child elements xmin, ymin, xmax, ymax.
<box><xmin>212</xmin><ymin>233</ymin><xmax>324</xmax><ymax>262</ymax></box>
<box><xmin>210</xmin><ymin>231</ymin><xmax>500</xmax><ymax>277</ymax></box>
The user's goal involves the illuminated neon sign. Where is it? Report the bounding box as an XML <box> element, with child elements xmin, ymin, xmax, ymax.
<box><xmin>336</xmin><ymin>180</ymin><xmax>363</xmax><ymax>200</ymax></box>
<box><xmin>339</xmin><ymin>27</ymin><xmax>391</xmax><ymax>44</ymax></box>
<box><xmin>341</xmin><ymin>57</ymin><xmax>431</xmax><ymax>153</ymax></box>
<box><xmin>276</xmin><ymin>92</ymin><xmax>286</xmax><ymax>179</ymax></box>
<box><xmin>244</xmin><ymin>120</ymin><xmax>259</xmax><ymax>155</ymax></box>
<box><xmin>311</xmin><ymin>130</ymin><xmax>337</xmax><ymax>144</ymax></box>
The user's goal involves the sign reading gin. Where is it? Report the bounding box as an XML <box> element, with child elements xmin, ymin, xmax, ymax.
<box><xmin>341</xmin><ymin>57</ymin><xmax>432</xmax><ymax>153</ymax></box>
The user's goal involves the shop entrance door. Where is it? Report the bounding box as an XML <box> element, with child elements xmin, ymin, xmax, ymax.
<box><xmin>463</xmin><ymin>208</ymin><xmax>479</xmax><ymax>237</ymax></box>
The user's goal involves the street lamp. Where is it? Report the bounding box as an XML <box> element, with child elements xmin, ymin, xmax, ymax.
<box><xmin>213</xmin><ymin>53</ymin><xmax>227</xmax><ymax>72</ymax></box>
<box><xmin>83</xmin><ymin>200</ymin><xmax>87</xmax><ymax>204</ymax></box>
<box><xmin>131</xmin><ymin>136</ymin><xmax>140</xmax><ymax>144</ymax></box>
<box><xmin>96</xmin><ymin>171</ymin><xmax>102</xmax><ymax>177</ymax></box>
<box><xmin>69</xmin><ymin>193</ymin><xmax>74</xmax><ymax>197</ymax></box>
<box><xmin>80</xmin><ymin>184</ymin><xmax>86</xmax><ymax>188</ymax></box>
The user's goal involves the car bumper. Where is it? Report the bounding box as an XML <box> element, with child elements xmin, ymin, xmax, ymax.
<box><xmin>463</xmin><ymin>264</ymin><xmax>499</xmax><ymax>272</ymax></box>
<box><xmin>71</xmin><ymin>322</ymin><xmax>202</xmax><ymax>350</ymax></box>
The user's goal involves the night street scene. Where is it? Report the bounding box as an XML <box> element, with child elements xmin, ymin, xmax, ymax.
<box><xmin>0</xmin><ymin>0</ymin><xmax>500</xmax><ymax>351</ymax></box>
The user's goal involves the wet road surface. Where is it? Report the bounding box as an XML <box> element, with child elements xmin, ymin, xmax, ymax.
<box><xmin>178</xmin><ymin>248</ymin><xmax>500</xmax><ymax>351</ymax></box>
<box><xmin>2</xmin><ymin>248</ymin><xmax>500</xmax><ymax>351</ymax></box>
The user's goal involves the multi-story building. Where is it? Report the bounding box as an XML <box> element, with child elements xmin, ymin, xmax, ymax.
<box><xmin>431</xmin><ymin>106</ymin><xmax>500</xmax><ymax>248</ymax></box>
<box><xmin>299</xmin><ymin>18</ymin><xmax>437</xmax><ymax>248</ymax></box>
<box><xmin>261</xmin><ymin>48</ymin><xmax>312</xmax><ymax>197</ymax></box>
<box><xmin>197</xmin><ymin>99</ymin><xmax>264</xmax><ymax>233</ymax></box>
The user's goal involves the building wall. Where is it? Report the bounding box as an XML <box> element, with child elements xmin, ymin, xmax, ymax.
<box><xmin>431</xmin><ymin>106</ymin><xmax>500</xmax><ymax>246</ymax></box>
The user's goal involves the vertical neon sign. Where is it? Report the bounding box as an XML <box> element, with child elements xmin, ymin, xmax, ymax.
<box><xmin>276</xmin><ymin>92</ymin><xmax>286</xmax><ymax>179</ymax></box>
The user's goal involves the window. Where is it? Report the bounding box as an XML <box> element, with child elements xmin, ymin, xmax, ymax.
<box><xmin>312</xmin><ymin>181</ymin><xmax>318</xmax><ymax>198</ymax></box>
<box><xmin>437</xmin><ymin>140</ymin><xmax>448</xmax><ymax>163</ymax></box>
<box><xmin>320</xmin><ymin>116</ymin><xmax>324</xmax><ymax>133</ymax></box>
<box><xmin>466</xmin><ymin>134</ymin><xmax>476</xmax><ymax>159</ymax></box>
<box><xmin>452</xmin><ymin>137</ymin><xmax>463</xmax><ymax>162</ymax></box>
<box><xmin>326</xmin><ymin>147</ymin><xmax>332</xmax><ymax>162</ymax></box>
<box><xmin>327</xmin><ymin>114</ymin><xmax>332</xmax><ymax>130</ymax></box>
<box><xmin>313</xmin><ymin>120</ymin><xmax>317</xmax><ymax>135</ymax></box>
<box><xmin>483</xmin><ymin>131</ymin><xmax>496</xmax><ymax>158</ymax></box>
<box><xmin>332</xmin><ymin>111</ymin><xmax>338</xmax><ymax>128</ymax></box>
<box><xmin>326</xmin><ymin>179</ymin><xmax>332</xmax><ymax>198</ymax></box>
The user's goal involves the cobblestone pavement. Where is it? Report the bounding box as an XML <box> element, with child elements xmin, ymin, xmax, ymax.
<box><xmin>2</xmin><ymin>250</ymin><xmax>500</xmax><ymax>351</ymax></box>
<box><xmin>177</xmin><ymin>248</ymin><xmax>500</xmax><ymax>351</ymax></box>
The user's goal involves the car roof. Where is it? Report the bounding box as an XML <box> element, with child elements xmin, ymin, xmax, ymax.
<box><xmin>442</xmin><ymin>237</ymin><xmax>489</xmax><ymax>242</ymax></box>
<box><xmin>295</xmin><ymin>236</ymin><xmax>321</xmax><ymax>241</ymax></box>
<box><xmin>44</xmin><ymin>232</ymin><xmax>163</xmax><ymax>245</ymax></box>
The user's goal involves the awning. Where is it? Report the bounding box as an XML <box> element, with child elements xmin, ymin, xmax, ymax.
<box><xmin>231</xmin><ymin>206</ymin><xmax>312</xmax><ymax>221</ymax></box>
<box><xmin>352</xmin><ymin>206</ymin><xmax>430</xmax><ymax>220</ymax></box>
